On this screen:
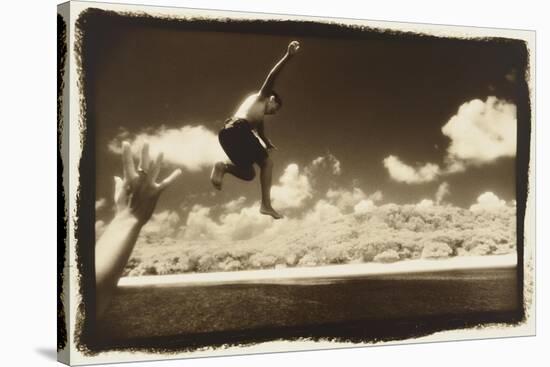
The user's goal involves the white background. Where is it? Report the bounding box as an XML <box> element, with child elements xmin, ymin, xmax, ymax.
<box><xmin>0</xmin><ymin>0</ymin><xmax>547</xmax><ymax>366</ymax></box>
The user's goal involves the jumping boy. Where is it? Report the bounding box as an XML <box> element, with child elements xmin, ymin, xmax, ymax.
<box><xmin>210</xmin><ymin>40</ymin><xmax>301</xmax><ymax>219</ymax></box>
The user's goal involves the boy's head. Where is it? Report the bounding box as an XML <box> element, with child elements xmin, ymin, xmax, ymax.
<box><xmin>265</xmin><ymin>92</ymin><xmax>282</xmax><ymax>114</ymax></box>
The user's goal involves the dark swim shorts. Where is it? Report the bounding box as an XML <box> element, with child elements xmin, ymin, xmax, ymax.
<box><xmin>218</xmin><ymin>118</ymin><xmax>268</xmax><ymax>167</ymax></box>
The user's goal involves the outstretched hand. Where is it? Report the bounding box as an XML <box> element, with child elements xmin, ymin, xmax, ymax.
<box><xmin>287</xmin><ymin>40</ymin><xmax>300</xmax><ymax>56</ymax></box>
<box><xmin>113</xmin><ymin>142</ymin><xmax>182</xmax><ymax>225</ymax></box>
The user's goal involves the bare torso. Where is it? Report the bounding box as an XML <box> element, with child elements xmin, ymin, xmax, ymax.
<box><xmin>233</xmin><ymin>92</ymin><xmax>266</xmax><ymax>129</ymax></box>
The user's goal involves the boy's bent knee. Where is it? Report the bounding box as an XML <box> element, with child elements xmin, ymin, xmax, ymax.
<box><xmin>243</xmin><ymin>167</ymin><xmax>256</xmax><ymax>181</ymax></box>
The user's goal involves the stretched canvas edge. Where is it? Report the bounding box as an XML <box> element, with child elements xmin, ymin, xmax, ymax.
<box><xmin>59</xmin><ymin>1</ymin><xmax>536</xmax><ymax>365</ymax></box>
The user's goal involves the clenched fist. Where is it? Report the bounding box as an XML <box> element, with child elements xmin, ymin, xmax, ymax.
<box><xmin>287</xmin><ymin>40</ymin><xmax>301</xmax><ymax>56</ymax></box>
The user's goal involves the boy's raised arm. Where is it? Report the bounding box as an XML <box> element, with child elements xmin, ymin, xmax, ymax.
<box><xmin>259</xmin><ymin>41</ymin><xmax>300</xmax><ymax>96</ymax></box>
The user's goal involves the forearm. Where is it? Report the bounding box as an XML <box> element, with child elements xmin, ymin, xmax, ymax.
<box><xmin>259</xmin><ymin>134</ymin><xmax>274</xmax><ymax>148</ymax></box>
<box><xmin>256</xmin><ymin>123</ymin><xmax>274</xmax><ymax>148</ymax></box>
<box><xmin>95</xmin><ymin>210</ymin><xmax>143</xmax><ymax>316</ymax></box>
<box><xmin>260</xmin><ymin>52</ymin><xmax>291</xmax><ymax>94</ymax></box>
<box><xmin>272</xmin><ymin>52</ymin><xmax>291</xmax><ymax>76</ymax></box>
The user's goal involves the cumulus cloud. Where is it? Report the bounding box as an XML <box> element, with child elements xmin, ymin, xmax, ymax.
<box><xmin>222</xmin><ymin>196</ymin><xmax>247</xmax><ymax>212</ymax></box>
<box><xmin>442</xmin><ymin>97</ymin><xmax>516</xmax><ymax>164</ymax></box>
<box><xmin>141</xmin><ymin>210</ymin><xmax>181</xmax><ymax>237</ymax></box>
<box><xmin>354</xmin><ymin>199</ymin><xmax>376</xmax><ymax>214</ymax></box>
<box><xmin>181</xmin><ymin>204</ymin><xmax>224</xmax><ymax>241</ymax></box>
<box><xmin>181</xmin><ymin>188</ymin><xmax>376</xmax><ymax>242</ymax></box>
<box><xmin>435</xmin><ymin>182</ymin><xmax>450</xmax><ymax>205</ymax></box>
<box><xmin>470</xmin><ymin>192</ymin><xmax>507</xmax><ymax>212</ymax></box>
<box><xmin>302</xmin><ymin>199</ymin><xmax>344</xmax><ymax>224</ymax></box>
<box><xmin>181</xmin><ymin>202</ymin><xmax>279</xmax><ymax>241</ymax></box>
<box><xmin>218</xmin><ymin>203</ymin><xmax>274</xmax><ymax>240</ymax></box>
<box><xmin>444</xmin><ymin>159</ymin><xmax>466</xmax><ymax>174</ymax></box>
<box><xmin>306</xmin><ymin>186</ymin><xmax>380</xmax><ymax>218</ymax></box>
<box><xmin>179</xmin><ymin>162</ymin><xmax>345</xmax><ymax>241</ymax></box>
<box><xmin>368</xmin><ymin>190</ymin><xmax>383</xmax><ymax>203</ymax></box>
<box><xmin>109</xmin><ymin>125</ymin><xmax>228</xmax><ymax>171</ymax></box>
<box><xmin>141</xmin><ymin>153</ymin><xmax>384</xmax><ymax>242</ymax></box>
<box><xmin>326</xmin><ymin>187</ymin><xmax>367</xmax><ymax>210</ymax></box>
<box><xmin>416</xmin><ymin>199</ymin><xmax>434</xmax><ymax>210</ymax></box>
<box><xmin>383</xmin><ymin>155</ymin><xmax>441</xmax><ymax>184</ymax></box>
<box><xmin>271</xmin><ymin>163</ymin><xmax>313</xmax><ymax>210</ymax></box>
<box><xmin>307</xmin><ymin>153</ymin><xmax>342</xmax><ymax>176</ymax></box>
<box><xmin>383</xmin><ymin>97</ymin><xmax>516</xmax><ymax>184</ymax></box>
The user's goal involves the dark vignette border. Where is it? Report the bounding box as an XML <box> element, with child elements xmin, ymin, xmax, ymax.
<box><xmin>57</xmin><ymin>13</ymin><xmax>68</xmax><ymax>352</ymax></box>
<box><xmin>72</xmin><ymin>7</ymin><xmax>531</xmax><ymax>356</ymax></box>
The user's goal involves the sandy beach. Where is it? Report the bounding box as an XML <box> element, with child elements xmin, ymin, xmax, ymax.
<box><xmin>118</xmin><ymin>253</ymin><xmax>517</xmax><ymax>287</ymax></box>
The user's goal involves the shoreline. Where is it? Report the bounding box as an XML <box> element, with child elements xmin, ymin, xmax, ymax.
<box><xmin>118</xmin><ymin>253</ymin><xmax>517</xmax><ymax>287</ymax></box>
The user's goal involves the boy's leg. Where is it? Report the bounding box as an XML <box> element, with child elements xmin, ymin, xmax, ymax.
<box><xmin>210</xmin><ymin>161</ymin><xmax>255</xmax><ymax>190</ymax></box>
<box><xmin>210</xmin><ymin>161</ymin><xmax>226</xmax><ymax>190</ymax></box>
<box><xmin>226</xmin><ymin>163</ymin><xmax>255</xmax><ymax>181</ymax></box>
<box><xmin>258</xmin><ymin>156</ymin><xmax>283</xmax><ymax>219</ymax></box>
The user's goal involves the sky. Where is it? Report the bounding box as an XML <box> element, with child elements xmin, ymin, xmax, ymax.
<box><xmin>85</xmin><ymin>11</ymin><xmax>526</xmax><ymax>239</ymax></box>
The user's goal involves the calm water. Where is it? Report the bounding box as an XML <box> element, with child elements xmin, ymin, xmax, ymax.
<box><xmin>98</xmin><ymin>268</ymin><xmax>520</xmax><ymax>347</ymax></box>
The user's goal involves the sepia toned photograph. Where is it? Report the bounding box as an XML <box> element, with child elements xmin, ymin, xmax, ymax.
<box><xmin>57</xmin><ymin>1</ymin><xmax>535</xmax><ymax>365</ymax></box>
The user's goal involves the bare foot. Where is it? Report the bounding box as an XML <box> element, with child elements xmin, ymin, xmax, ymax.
<box><xmin>210</xmin><ymin>162</ymin><xmax>225</xmax><ymax>190</ymax></box>
<box><xmin>260</xmin><ymin>205</ymin><xmax>283</xmax><ymax>219</ymax></box>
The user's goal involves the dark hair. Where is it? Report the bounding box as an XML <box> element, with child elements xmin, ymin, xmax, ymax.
<box><xmin>270</xmin><ymin>91</ymin><xmax>282</xmax><ymax>108</ymax></box>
